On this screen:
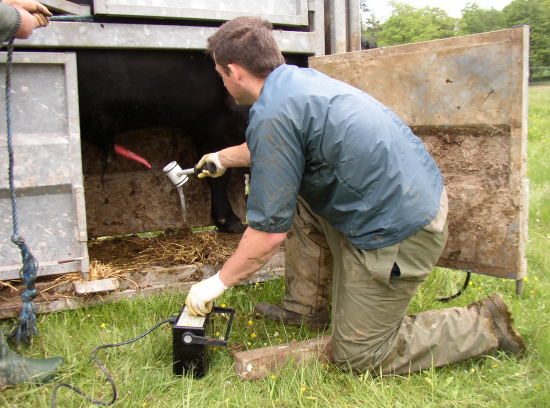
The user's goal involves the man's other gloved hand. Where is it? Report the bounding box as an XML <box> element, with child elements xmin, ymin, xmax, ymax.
<box><xmin>185</xmin><ymin>272</ymin><xmax>229</xmax><ymax>316</ymax></box>
<box><xmin>196</xmin><ymin>152</ymin><xmax>226</xmax><ymax>179</ymax></box>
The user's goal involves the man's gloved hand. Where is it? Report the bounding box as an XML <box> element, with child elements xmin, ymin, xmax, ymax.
<box><xmin>185</xmin><ymin>272</ymin><xmax>229</xmax><ymax>316</ymax></box>
<box><xmin>196</xmin><ymin>152</ymin><xmax>226</xmax><ymax>179</ymax></box>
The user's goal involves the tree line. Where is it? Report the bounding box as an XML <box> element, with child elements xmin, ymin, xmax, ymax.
<box><xmin>362</xmin><ymin>0</ymin><xmax>550</xmax><ymax>72</ymax></box>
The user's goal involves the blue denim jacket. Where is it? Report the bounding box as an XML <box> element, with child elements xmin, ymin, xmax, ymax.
<box><xmin>246</xmin><ymin>64</ymin><xmax>444</xmax><ymax>249</ymax></box>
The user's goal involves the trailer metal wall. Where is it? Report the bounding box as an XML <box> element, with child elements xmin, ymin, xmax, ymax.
<box><xmin>0</xmin><ymin>2</ymin><xmax>529</xmax><ymax>293</ymax></box>
<box><xmin>0</xmin><ymin>0</ymin><xmax>360</xmax><ymax>280</ymax></box>
<box><xmin>310</xmin><ymin>27</ymin><xmax>530</xmax><ymax>291</ymax></box>
<box><xmin>0</xmin><ymin>53</ymin><xmax>89</xmax><ymax>280</ymax></box>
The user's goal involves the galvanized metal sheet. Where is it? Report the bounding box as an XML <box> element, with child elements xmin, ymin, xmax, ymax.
<box><xmin>0</xmin><ymin>52</ymin><xmax>88</xmax><ymax>280</ymax></box>
<box><xmin>310</xmin><ymin>27</ymin><xmax>529</xmax><ymax>281</ymax></box>
<box><xmin>40</xmin><ymin>0</ymin><xmax>91</xmax><ymax>15</ymax></box>
<box><xmin>93</xmin><ymin>0</ymin><xmax>309</xmax><ymax>26</ymax></box>
<box><xmin>15</xmin><ymin>22</ymin><xmax>317</xmax><ymax>54</ymax></box>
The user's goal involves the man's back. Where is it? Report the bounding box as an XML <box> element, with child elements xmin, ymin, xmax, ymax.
<box><xmin>246</xmin><ymin>64</ymin><xmax>444</xmax><ymax>249</ymax></box>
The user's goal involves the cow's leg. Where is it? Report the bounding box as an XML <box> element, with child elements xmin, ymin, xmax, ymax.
<box><xmin>207</xmin><ymin>170</ymin><xmax>246</xmax><ymax>234</ymax></box>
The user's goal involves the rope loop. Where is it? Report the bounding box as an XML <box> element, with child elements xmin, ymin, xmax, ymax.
<box><xmin>11</xmin><ymin>234</ymin><xmax>23</xmax><ymax>246</ymax></box>
<box><xmin>21</xmin><ymin>288</ymin><xmax>38</xmax><ymax>303</ymax></box>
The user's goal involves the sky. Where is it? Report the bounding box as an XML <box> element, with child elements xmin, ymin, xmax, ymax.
<box><xmin>367</xmin><ymin>0</ymin><xmax>514</xmax><ymax>20</ymax></box>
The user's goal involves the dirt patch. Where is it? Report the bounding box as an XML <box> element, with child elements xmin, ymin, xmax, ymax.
<box><xmin>412</xmin><ymin>125</ymin><xmax>520</xmax><ymax>277</ymax></box>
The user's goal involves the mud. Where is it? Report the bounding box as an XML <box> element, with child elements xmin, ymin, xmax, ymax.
<box><xmin>412</xmin><ymin>125</ymin><xmax>519</xmax><ymax>278</ymax></box>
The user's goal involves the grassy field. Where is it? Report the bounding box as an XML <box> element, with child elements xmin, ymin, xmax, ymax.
<box><xmin>1</xmin><ymin>87</ymin><xmax>549</xmax><ymax>407</ymax></box>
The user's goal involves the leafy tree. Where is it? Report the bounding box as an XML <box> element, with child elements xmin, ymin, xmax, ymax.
<box><xmin>377</xmin><ymin>1</ymin><xmax>458</xmax><ymax>46</ymax></box>
<box><xmin>361</xmin><ymin>1</ymin><xmax>382</xmax><ymax>48</ymax></box>
<box><xmin>459</xmin><ymin>2</ymin><xmax>506</xmax><ymax>35</ymax></box>
<box><xmin>503</xmin><ymin>0</ymin><xmax>550</xmax><ymax>69</ymax></box>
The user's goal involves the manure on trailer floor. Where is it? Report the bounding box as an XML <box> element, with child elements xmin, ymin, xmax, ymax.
<box><xmin>0</xmin><ymin>230</ymin><xmax>245</xmax><ymax>308</ymax></box>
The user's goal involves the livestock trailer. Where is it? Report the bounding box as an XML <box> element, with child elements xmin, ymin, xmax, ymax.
<box><xmin>0</xmin><ymin>0</ymin><xmax>529</xmax><ymax>316</ymax></box>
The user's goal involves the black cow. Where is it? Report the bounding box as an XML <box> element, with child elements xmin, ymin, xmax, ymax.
<box><xmin>76</xmin><ymin>50</ymin><xmax>250</xmax><ymax>234</ymax></box>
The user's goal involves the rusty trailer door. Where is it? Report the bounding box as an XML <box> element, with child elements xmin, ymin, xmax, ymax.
<box><xmin>309</xmin><ymin>27</ymin><xmax>529</xmax><ymax>293</ymax></box>
<box><xmin>0</xmin><ymin>52</ymin><xmax>89</xmax><ymax>281</ymax></box>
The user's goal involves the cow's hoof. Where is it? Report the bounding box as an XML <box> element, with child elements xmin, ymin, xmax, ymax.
<box><xmin>216</xmin><ymin>219</ymin><xmax>246</xmax><ymax>234</ymax></box>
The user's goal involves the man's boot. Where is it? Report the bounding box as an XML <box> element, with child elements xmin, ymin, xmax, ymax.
<box><xmin>470</xmin><ymin>293</ymin><xmax>526</xmax><ymax>356</ymax></box>
<box><xmin>0</xmin><ymin>330</ymin><xmax>64</xmax><ymax>390</ymax></box>
<box><xmin>255</xmin><ymin>303</ymin><xmax>330</xmax><ymax>330</ymax></box>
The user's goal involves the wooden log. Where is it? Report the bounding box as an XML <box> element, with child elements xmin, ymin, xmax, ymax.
<box><xmin>73</xmin><ymin>278</ymin><xmax>119</xmax><ymax>294</ymax></box>
<box><xmin>233</xmin><ymin>335</ymin><xmax>333</xmax><ymax>380</ymax></box>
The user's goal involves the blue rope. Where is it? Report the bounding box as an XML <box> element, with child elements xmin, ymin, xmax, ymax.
<box><xmin>4</xmin><ymin>14</ymin><xmax>94</xmax><ymax>345</ymax></box>
<box><xmin>50</xmin><ymin>15</ymin><xmax>95</xmax><ymax>22</ymax></box>
<box><xmin>5</xmin><ymin>39</ymin><xmax>39</xmax><ymax>345</ymax></box>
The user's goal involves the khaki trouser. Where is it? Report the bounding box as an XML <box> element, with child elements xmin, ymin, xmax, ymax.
<box><xmin>283</xmin><ymin>197</ymin><xmax>498</xmax><ymax>374</ymax></box>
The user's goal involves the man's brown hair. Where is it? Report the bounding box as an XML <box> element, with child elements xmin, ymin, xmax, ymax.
<box><xmin>207</xmin><ymin>16</ymin><xmax>285</xmax><ymax>78</ymax></box>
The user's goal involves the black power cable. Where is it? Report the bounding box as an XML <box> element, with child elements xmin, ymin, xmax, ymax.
<box><xmin>437</xmin><ymin>272</ymin><xmax>471</xmax><ymax>302</ymax></box>
<box><xmin>51</xmin><ymin>316</ymin><xmax>177</xmax><ymax>407</ymax></box>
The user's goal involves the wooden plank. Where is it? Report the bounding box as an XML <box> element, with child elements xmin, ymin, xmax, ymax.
<box><xmin>0</xmin><ymin>253</ymin><xmax>285</xmax><ymax>319</ymax></box>
<box><xmin>73</xmin><ymin>278</ymin><xmax>119</xmax><ymax>294</ymax></box>
<box><xmin>234</xmin><ymin>335</ymin><xmax>332</xmax><ymax>380</ymax></box>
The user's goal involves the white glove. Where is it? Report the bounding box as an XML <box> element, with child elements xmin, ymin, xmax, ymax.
<box><xmin>185</xmin><ymin>272</ymin><xmax>229</xmax><ymax>316</ymax></box>
<box><xmin>196</xmin><ymin>152</ymin><xmax>226</xmax><ymax>179</ymax></box>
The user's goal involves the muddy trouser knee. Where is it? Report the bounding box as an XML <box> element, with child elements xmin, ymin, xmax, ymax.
<box><xmin>286</xmin><ymin>197</ymin><xmax>499</xmax><ymax>373</ymax></box>
<box><xmin>324</xmin><ymin>219</ymin><xmax>498</xmax><ymax>373</ymax></box>
<box><xmin>282</xmin><ymin>197</ymin><xmax>334</xmax><ymax>317</ymax></box>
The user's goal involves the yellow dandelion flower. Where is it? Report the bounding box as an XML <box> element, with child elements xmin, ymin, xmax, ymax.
<box><xmin>222</xmin><ymin>304</ymin><xmax>226</xmax><ymax>307</ymax></box>
<box><xmin>493</xmin><ymin>364</ymin><xmax>498</xmax><ymax>368</ymax></box>
<box><xmin>271</xmin><ymin>375</ymin><xmax>276</xmax><ymax>379</ymax></box>
<box><xmin>301</xmin><ymin>386</ymin><xmax>307</xmax><ymax>393</ymax></box>
<box><xmin>100</xmin><ymin>323</ymin><xmax>106</xmax><ymax>328</ymax></box>
<box><xmin>250</xmin><ymin>333</ymin><xmax>256</xmax><ymax>338</ymax></box>
<box><xmin>248</xmin><ymin>320</ymin><xmax>254</xmax><ymax>325</ymax></box>
<box><xmin>247</xmin><ymin>342</ymin><xmax>251</xmax><ymax>346</ymax></box>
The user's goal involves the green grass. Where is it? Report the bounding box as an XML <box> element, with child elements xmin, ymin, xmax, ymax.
<box><xmin>2</xmin><ymin>87</ymin><xmax>550</xmax><ymax>407</ymax></box>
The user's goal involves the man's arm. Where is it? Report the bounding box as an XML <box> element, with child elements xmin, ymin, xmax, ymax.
<box><xmin>196</xmin><ymin>142</ymin><xmax>250</xmax><ymax>178</ymax></box>
<box><xmin>184</xmin><ymin>226</ymin><xmax>286</xmax><ymax>315</ymax></box>
<box><xmin>2</xmin><ymin>0</ymin><xmax>51</xmax><ymax>40</ymax></box>
<box><xmin>219</xmin><ymin>226</ymin><xmax>286</xmax><ymax>286</ymax></box>
<box><xmin>218</xmin><ymin>142</ymin><xmax>250</xmax><ymax>168</ymax></box>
